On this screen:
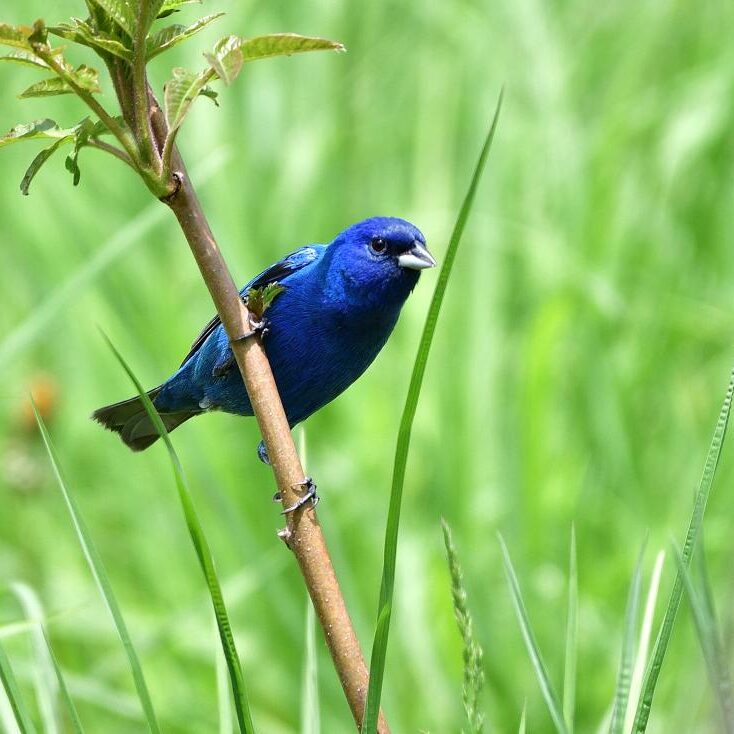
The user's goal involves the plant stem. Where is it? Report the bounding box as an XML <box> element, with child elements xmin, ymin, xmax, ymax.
<box><xmin>147</xmin><ymin>96</ymin><xmax>388</xmax><ymax>733</ymax></box>
<box><xmin>87</xmin><ymin>138</ymin><xmax>136</xmax><ymax>169</ymax></box>
<box><xmin>132</xmin><ymin>3</ymin><xmax>159</xmax><ymax>170</ymax></box>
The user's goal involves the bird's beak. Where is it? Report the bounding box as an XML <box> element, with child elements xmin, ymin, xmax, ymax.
<box><xmin>397</xmin><ymin>242</ymin><xmax>436</xmax><ymax>270</ymax></box>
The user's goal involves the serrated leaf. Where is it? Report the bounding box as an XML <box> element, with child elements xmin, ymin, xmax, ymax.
<box><xmin>157</xmin><ymin>0</ymin><xmax>201</xmax><ymax>19</ymax></box>
<box><xmin>204</xmin><ymin>33</ymin><xmax>344</xmax><ymax>87</ymax></box>
<box><xmin>0</xmin><ymin>22</ymin><xmax>33</xmax><ymax>51</ymax></box>
<box><xmin>246</xmin><ymin>283</ymin><xmax>285</xmax><ymax>318</ymax></box>
<box><xmin>20</xmin><ymin>138</ymin><xmax>70</xmax><ymax>195</ymax></box>
<box><xmin>91</xmin><ymin>115</ymin><xmax>127</xmax><ymax>137</ymax></box>
<box><xmin>49</xmin><ymin>19</ymin><xmax>133</xmax><ymax>61</ymax></box>
<box><xmin>19</xmin><ymin>64</ymin><xmax>101</xmax><ymax>97</ymax></box>
<box><xmin>0</xmin><ymin>50</ymin><xmax>50</xmax><ymax>69</ymax></box>
<box><xmin>237</xmin><ymin>33</ymin><xmax>345</xmax><ymax>62</ymax></box>
<box><xmin>0</xmin><ymin>119</ymin><xmax>79</xmax><ymax>148</ymax></box>
<box><xmin>163</xmin><ymin>66</ymin><xmax>213</xmax><ymax>132</ymax></box>
<box><xmin>147</xmin><ymin>13</ymin><xmax>223</xmax><ymax>60</ymax></box>
<box><xmin>203</xmin><ymin>34</ymin><xmax>243</xmax><ymax>85</ymax></box>
<box><xmin>87</xmin><ymin>0</ymin><xmax>136</xmax><ymax>37</ymax></box>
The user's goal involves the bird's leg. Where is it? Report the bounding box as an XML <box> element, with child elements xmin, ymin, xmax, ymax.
<box><xmin>232</xmin><ymin>298</ymin><xmax>270</xmax><ymax>343</ymax></box>
<box><xmin>281</xmin><ymin>477</ymin><xmax>319</xmax><ymax>515</ymax></box>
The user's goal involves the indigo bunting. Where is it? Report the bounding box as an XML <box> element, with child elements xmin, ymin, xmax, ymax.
<box><xmin>93</xmin><ymin>217</ymin><xmax>435</xmax><ymax>453</ymax></box>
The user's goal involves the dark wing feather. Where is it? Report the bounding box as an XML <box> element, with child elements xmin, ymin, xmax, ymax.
<box><xmin>179</xmin><ymin>245</ymin><xmax>325</xmax><ymax>367</ymax></box>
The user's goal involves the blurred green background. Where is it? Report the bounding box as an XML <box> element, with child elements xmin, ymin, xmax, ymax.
<box><xmin>2</xmin><ymin>0</ymin><xmax>734</xmax><ymax>731</ymax></box>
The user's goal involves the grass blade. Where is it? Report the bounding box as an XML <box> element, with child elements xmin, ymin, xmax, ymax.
<box><xmin>673</xmin><ymin>542</ymin><xmax>734</xmax><ymax>733</ymax></box>
<box><xmin>563</xmin><ymin>525</ymin><xmax>577</xmax><ymax>734</ymax></box>
<box><xmin>632</xmin><ymin>366</ymin><xmax>734</xmax><ymax>733</ymax></box>
<box><xmin>624</xmin><ymin>552</ymin><xmax>665</xmax><ymax>734</ymax></box>
<box><xmin>300</xmin><ymin>599</ymin><xmax>320</xmax><ymax>734</ymax></box>
<box><xmin>518</xmin><ymin>701</ymin><xmax>526</xmax><ymax>734</ymax></box>
<box><xmin>41</xmin><ymin>631</ymin><xmax>84</xmax><ymax>734</ymax></box>
<box><xmin>32</xmin><ymin>403</ymin><xmax>161</xmax><ymax>733</ymax></box>
<box><xmin>608</xmin><ymin>541</ymin><xmax>646</xmax><ymax>734</ymax></box>
<box><xmin>215</xmin><ymin>620</ymin><xmax>233</xmax><ymax>734</ymax></box>
<box><xmin>105</xmin><ymin>338</ymin><xmax>255</xmax><ymax>734</ymax></box>
<box><xmin>498</xmin><ymin>534</ymin><xmax>569</xmax><ymax>734</ymax></box>
<box><xmin>8</xmin><ymin>583</ymin><xmax>58</xmax><ymax>734</ymax></box>
<box><xmin>0</xmin><ymin>637</ymin><xmax>38</xmax><ymax>734</ymax></box>
<box><xmin>441</xmin><ymin>519</ymin><xmax>485</xmax><ymax>734</ymax></box>
<box><xmin>362</xmin><ymin>89</ymin><xmax>503</xmax><ymax>734</ymax></box>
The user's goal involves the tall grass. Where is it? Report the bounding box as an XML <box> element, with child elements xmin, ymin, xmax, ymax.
<box><xmin>2</xmin><ymin>0</ymin><xmax>734</xmax><ymax>731</ymax></box>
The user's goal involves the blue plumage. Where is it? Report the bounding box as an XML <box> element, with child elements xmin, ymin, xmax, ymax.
<box><xmin>93</xmin><ymin>216</ymin><xmax>435</xmax><ymax>451</ymax></box>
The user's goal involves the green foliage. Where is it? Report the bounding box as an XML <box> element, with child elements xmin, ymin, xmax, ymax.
<box><xmin>674</xmin><ymin>542</ymin><xmax>734</xmax><ymax>732</ymax></box>
<box><xmin>19</xmin><ymin>65</ymin><xmax>101</xmax><ymax>97</ymax></box>
<box><xmin>608</xmin><ymin>544</ymin><xmax>646</xmax><ymax>734</ymax></box>
<box><xmin>499</xmin><ymin>534</ymin><xmax>569</xmax><ymax>734</ymax></box>
<box><xmin>362</xmin><ymin>93</ymin><xmax>503</xmax><ymax>734</ymax></box>
<box><xmin>245</xmin><ymin>282</ymin><xmax>285</xmax><ymax>320</ymax></box>
<box><xmin>33</xmin><ymin>404</ymin><xmax>162</xmax><ymax>734</ymax></box>
<box><xmin>0</xmin><ymin>637</ymin><xmax>39</xmax><ymax>734</ymax></box>
<box><xmin>441</xmin><ymin>520</ymin><xmax>485</xmax><ymax>734</ymax></box>
<box><xmin>105</xmin><ymin>338</ymin><xmax>255</xmax><ymax>734</ymax></box>
<box><xmin>146</xmin><ymin>13</ymin><xmax>223</xmax><ymax>60</ymax></box>
<box><xmin>632</xmin><ymin>367</ymin><xmax>734</xmax><ymax>732</ymax></box>
<box><xmin>49</xmin><ymin>19</ymin><xmax>133</xmax><ymax>61</ymax></box>
<box><xmin>563</xmin><ymin>527</ymin><xmax>577</xmax><ymax>733</ymax></box>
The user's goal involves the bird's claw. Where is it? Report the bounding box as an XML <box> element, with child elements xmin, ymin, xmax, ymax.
<box><xmin>233</xmin><ymin>313</ymin><xmax>269</xmax><ymax>343</ymax></box>
<box><xmin>281</xmin><ymin>477</ymin><xmax>319</xmax><ymax>515</ymax></box>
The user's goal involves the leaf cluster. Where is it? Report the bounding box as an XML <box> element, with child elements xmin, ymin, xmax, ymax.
<box><xmin>0</xmin><ymin>3</ymin><xmax>344</xmax><ymax>195</ymax></box>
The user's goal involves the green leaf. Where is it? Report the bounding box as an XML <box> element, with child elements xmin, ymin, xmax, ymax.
<box><xmin>146</xmin><ymin>13</ymin><xmax>224</xmax><ymax>60</ymax></box>
<box><xmin>64</xmin><ymin>118</ymin><xmax>95</xmax><ymax>187</ymax></box>
<box><xmin>32</xmin><ymin>403</ymin><xmax>162</xmax><ymax>734</ymax></box>
<box><xmin>676</xmin><ymin>541</ymin><xmax>734</xmax><ymax>732</ymax></box>
<box><xmin>199</xmin><ymin>85</ymin><xmax>218</xmax><ymax>105</ymax></box>
<box><xmin>205</xmin><ymin>33</ymin><xmax>344</xmax><ymax>87</ymax></box>
<box><xmin>361</xmin><ymin>91</ymin><xmax>503</xmax><ymax>734</ymax></box>
<box><xmin>86</xmin><ymin>0</ymin><xmax>136</xmax><ymax>37</ymax></box>
<box><xmin>20</xmin><ymin>138</ymin><xmax>67</xmax><ymax>195</ymax></box>
<box><xmin>608</xmin><ymin>542</ymin><xmax>646</xmax><ymax>734</ymax></box>
<box><xmin>48</xmin><ymin>19</ymin><xmax>133</xmax><ymax>61</ymax></box>
<box><xmin>0</xmin><ymin>23</ymin><xmax>33</xmax><ymax>51</ymax></box>
<box><xmin>499</xmin><ymin>534</ymin><xmax>569</xmax><ymax>734</ymax></box>
<box><xmin>563</xmin><ymin>526</ymin><xmax>578</xmax><ymax>734</ymax></box>
<box><xmin>19</xmin><ymin>65</ymin><xmax>100</xmax><ymax>98</ymax></box>
<box><xmin>632</xmin><ymin>365</ymin><xmax>734</xmax><ymax>733</ymax></box>
<box><xmin>0</xmin><ymin>50</ymin><xmax>49</xmax><ymax>69</ymax></box>
<box><xmin>163</xmin><ymin>66</ymin><xmax>214</xmax><ymax>132</ymax></box>
<box><xmin>103</xmin><ymin>338</ymin><xmax>255</xmax><ymax>734</ymax></box>
<box><xmin>0</xmin><ymin>638</ymin><xmax>38</xmax><ymax>734</ymax></box>
<box><xmin>157</xmin><ymin>0</ymin><xmax>201</xmax><ymax>18</ymax></box>
<box><xmin>246</xmin><ymin>282</ymin><xmax>285</xmax><ymax>319</ymax></box>
<box><xmin>203</xmin><ymin>35</ymin><xmax>243</xmax><ymax>85</ymax></box>
<box><xmin>0</xmin><ymin>119</ymin><xmax>69</xmax><ymax>148</ymax></box>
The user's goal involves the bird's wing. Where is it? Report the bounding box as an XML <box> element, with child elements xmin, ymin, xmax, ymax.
<box><xmin>179</xmin><ymin>245</ymin><xmax>325</xmax><ymax>366</ymax></box>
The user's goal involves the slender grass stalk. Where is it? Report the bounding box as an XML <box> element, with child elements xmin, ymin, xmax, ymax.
<box><xmin>498</xmin><ymin>534</ymin><xmax>569</xmax><ymax>734</ymax></box>
<box><xmin>518</xmin><ymin>702</ymin><xmax>527</xmax><ymax>734</ymax></box>
<box><xmin>441</xmin><ymin>519</ymin><xmax>485</xmax><ymax>734</ymax></box>
<box><xmin>624</xmin><ymin>552</ymin><xmax>665</xmax><ymax>734</ymax></box>
<box><xmin>8</xmin><ymin>583</ymin><xmax>58</xmax><ymax>734</ymax></box>
<box><xmin>0</xmin><ymin>637</ymin><xmax>38</xmax><ymax>734</ymax></box>
<box><xmin>300</xmin><ymin>599</ymin><xmax>320</xmax><ymax>734</ymax></box>
<box><xmin>632</xmin><ymin>366</ymin><xmax>734</xmax><ymax>733</ymax></box>
<box><xmin>41</xmin><ymin>631</ymin><xmax>84</xmax><ymax>734</ymax></box>
<box><xmin>563</xmin><ymin>525</ymin><xmax>577</xmax><ymax>734</ymax></box>
<box><xmin>608</xmin><ymin>541</ymin><xmax>646</xmax><ymax>734</ymax></box>
<box><xmin>362</xmin><ymin>89</ymin><xmax>503</xmax><ymax>734</ymax></box>
<box><xmin>32</xmin><ymin>403</ymin><xmax>161</xmax><ymax>734</ymax></box>
<box><xmin>673</xmin><ymin>542</ymin><xmax>734</xmax><ymax>733</ymax></box>
<box><xmin>104</xmin><ymin>337</ymin><xmax>255</xmax><ymax>734</ymax></box>
<box><xmin>215</xmin><ymin>620</ymin><xmax>234</xmax><ymax>734</ymax></box>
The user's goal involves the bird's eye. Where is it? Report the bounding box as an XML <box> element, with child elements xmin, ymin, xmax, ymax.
<box><xmin>369</xmin><ymin>237</ymin><xmax>387</xmax><ymax>255</ymax></box>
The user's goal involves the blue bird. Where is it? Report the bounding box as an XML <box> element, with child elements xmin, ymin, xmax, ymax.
<box><xmin>93</xmin><ymin>217</ymin><xmax>435</xmax><ymax>453</ymax></box>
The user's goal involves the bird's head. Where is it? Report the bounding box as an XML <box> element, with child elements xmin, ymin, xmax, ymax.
<box><xmin>325</xmin><ymin>217</ymin><xmax>435</xmax><ymax>310</ymax></box>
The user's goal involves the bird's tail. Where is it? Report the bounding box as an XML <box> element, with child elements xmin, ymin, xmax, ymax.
<box><xmin>92</xmin><ymin>387</ymin><xmax>199</xmax><ymax>452</ymax></box>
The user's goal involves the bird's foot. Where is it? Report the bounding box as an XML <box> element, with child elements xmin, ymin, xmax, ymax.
<box><xmin>233</xmin><ymin>311</ymin><xmax>269</xmax><ymax>343</ymax></box>
<box><xmin>257</xmin><ymin>440</ymin><xmax>270</xmax><ymax>465</ymax></box>
<box><xmin>281</xmin><ymin>477</ymin><xmax>319</xmax><ymax>515</ymax></box>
